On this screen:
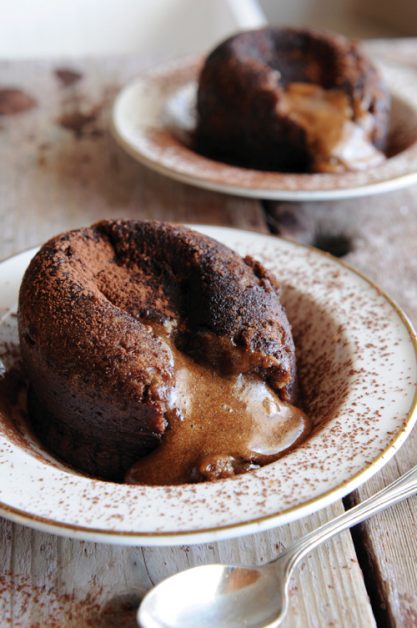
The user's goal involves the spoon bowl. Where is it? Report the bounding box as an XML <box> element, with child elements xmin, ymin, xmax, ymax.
<box><xmin>138</xmin><ymin>562</ymin><xmax>288</xmax><ymax>628</ymax></box>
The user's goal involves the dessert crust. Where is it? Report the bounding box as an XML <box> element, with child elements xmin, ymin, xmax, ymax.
<box><xmin>196</xmin><ymin>27</ymin><xmax>390</xmax><ymax>172</ymax></box>
<box><xmin>18</xmin><ymin>220</ymin><xmax>296</xmax><ymax>480</ymax></box>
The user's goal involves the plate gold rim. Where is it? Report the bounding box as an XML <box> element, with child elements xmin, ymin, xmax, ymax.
<box><xmin>0</xmin><ymin>227</ymin><xmax>416</xmax><ymax>542</ymax></box>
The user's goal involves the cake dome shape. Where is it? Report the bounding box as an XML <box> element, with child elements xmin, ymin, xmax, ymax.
<box><xmin>195</xmin><ymin>27</ymin><xmax>390</xmax><ymax>173</ymax></box>
<box><xmin>18</xmin><ymin>220</ymin><xmax>298</xmax><ymax>481</ymax></box>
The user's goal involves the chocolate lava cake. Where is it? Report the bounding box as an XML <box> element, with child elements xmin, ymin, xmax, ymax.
<box><xmin>195</xmin><ymin>27</ymin><xmax>390</xmax><ymax>173</ymax></box>
<box><xmin>18</xmin><ymin>221</ymin><xmax>306</xmax><ymax>483</ymax></box>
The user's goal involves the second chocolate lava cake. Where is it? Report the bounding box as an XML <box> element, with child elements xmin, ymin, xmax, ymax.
<box><xmin>196</xmin><ymin>27</ymin><xmax>390</xmax><ymax>173</ymax></box>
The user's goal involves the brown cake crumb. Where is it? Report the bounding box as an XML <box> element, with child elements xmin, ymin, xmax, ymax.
<box><xmin>18</xmin><ymin>220</ymin><xmax>304</xmax><ymax>484</ymax></box>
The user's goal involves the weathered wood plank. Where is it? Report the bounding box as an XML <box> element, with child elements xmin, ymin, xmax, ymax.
<box><xmin>267</xmin><ymin>184</ymin><xmax>417</xmax><ymax>627</ymax></box>
<box><xmin>266</xmin><ymin>40</ymin><xmax>417</xmax><ymax>627</ymax></box>
<box><xmin>0</xmin><ymin>56</ymin><xmax>376</xmax><ymax>627</ymax></box>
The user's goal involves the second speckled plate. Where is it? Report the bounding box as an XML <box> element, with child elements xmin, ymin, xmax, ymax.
<box><xmin>111</xmin><ymin>56</ymin><xmax>417</xmax><ymax>201</ymax></box>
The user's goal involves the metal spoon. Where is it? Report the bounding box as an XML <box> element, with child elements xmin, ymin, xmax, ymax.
<box><xmin>138</xmin><ymin>464</ymin><xmax>417</xmax><ymax>628</ymax></box>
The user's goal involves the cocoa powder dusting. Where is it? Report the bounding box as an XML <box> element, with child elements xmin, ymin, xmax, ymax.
<box><xmin>57</xmin><ymin>109</ymin><xmax>100</xmax><ymax>139</ymax></box>
<box><xmin>0</xmin><ymin>89</ymin><xmax>37</xmax><ymax>115</ymax></box>
<box><xmin>0</xmin><ymin>573</ymin><xmax>106</xmax><ymax>627</ymax></box>
<box><xmin>54</xmin><ymin>68</ymin><xmax>83</xmax><ymax>87</ymax></box>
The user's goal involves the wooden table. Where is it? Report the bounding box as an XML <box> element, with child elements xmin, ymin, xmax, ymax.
<box><xmin>0</xmin><ymin>40</ymin><xmax>417</xmax><ymax>627</ymax></box>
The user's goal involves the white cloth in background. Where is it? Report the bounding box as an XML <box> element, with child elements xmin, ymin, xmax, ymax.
<box><xmin>0</xmin><ymin>0</ymin><xmax>266</xmax><ymax>59</ymax></box>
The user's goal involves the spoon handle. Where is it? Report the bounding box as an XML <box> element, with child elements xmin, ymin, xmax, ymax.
<box><xmin>281</xmin><ymin>464</ymin><xmax>417</xmax><ymax>573</ymax></box>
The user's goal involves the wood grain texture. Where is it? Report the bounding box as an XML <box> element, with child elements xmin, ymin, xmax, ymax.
<box><xmin>0</xmin><ymin>52</ymin><xmax>402</xmax><ymax>627</ymax></box>
<box><xmin>266</xmin><ymin>40</ymin><xmax>417</xmax><ymax>626</ymax></box>
<box><xmin>0</xmin><ymin>511</ymin><xmax>375</xmax><ymax>627</ymax></box>
<box><xmin>267</xmin><ymin>186</ymin><xmax>417</xmax><ymax>628</ymax></box>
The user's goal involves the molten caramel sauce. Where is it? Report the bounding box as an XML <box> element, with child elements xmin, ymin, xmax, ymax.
<box><xmin>279</xmin><ymin>82</ymin><xmax>385</xmax><ymax>172</ymax></box>
<box><xmin>125</xmin><ymin>329</ymin><xmax>310</xmax><ymax>485</ymax></box>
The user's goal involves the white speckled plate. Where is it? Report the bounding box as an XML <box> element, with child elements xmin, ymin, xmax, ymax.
<box><xmin>0</xmin><ymin>226</ymin><xmax>416</xmax><ymax>545</ymax></box>
<box><xmin>111</xmin><ymin>56</ymin><xmax>417</xmax><ymax>201</ymax></box>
